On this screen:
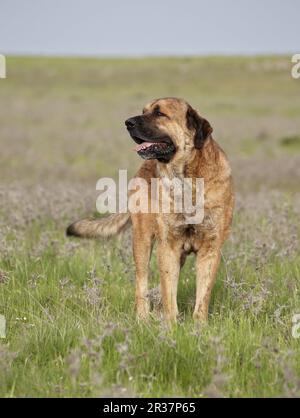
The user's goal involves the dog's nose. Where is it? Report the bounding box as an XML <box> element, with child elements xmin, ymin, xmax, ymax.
<box><xmin>125</xmin><ymin>118</ymin><xmax>136</xmax><ymax>129</ymax></box>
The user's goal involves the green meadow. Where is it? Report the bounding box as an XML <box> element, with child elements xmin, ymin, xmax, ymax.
<box><xmin>0</xmin><ymin>56</ymin><xmax>300</xmax><ymax>397</ymax></box>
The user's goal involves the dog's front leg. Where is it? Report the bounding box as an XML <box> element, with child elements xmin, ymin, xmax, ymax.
<box><xmin>157</xmin><ymin>240</ymin><xmax>181</xmax><ymax>323</ymax></box>
<box><xmin>193</xmin><ymin>248</ymin><xmax>221</xmax><ymax>322</ymax></box>
<box><xmin>132</xmin><ymin>226</ymin><xmax>153</xmax><ymax>320</ymax></box>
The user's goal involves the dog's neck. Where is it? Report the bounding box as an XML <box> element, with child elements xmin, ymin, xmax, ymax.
<box><xmin>157</xmin><ymin>139</ymin><xmax>213</xmax><ymax>181</ymax></box>
<box><xmin>157</xmin><ymin>160</ymin><xmax>186</xmax><ymax>181</ymax></box>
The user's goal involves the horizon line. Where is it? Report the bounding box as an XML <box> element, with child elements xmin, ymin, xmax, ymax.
<box><xmin>1</xmin><ymin>52</ymin><xmax>295</xmax><ymax>60</ymax></box>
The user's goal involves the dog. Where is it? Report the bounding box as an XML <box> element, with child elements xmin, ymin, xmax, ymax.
<box><xmin>67</xmin><ymin>97</ymin><xmax>234</xmax><ymax>323</ymax></box>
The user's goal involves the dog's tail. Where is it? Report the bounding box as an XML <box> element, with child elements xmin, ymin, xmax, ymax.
<box><xmin>66</xmin><ymin>213</ymin><xmax>131</xmax><ymax>239</ymax></box>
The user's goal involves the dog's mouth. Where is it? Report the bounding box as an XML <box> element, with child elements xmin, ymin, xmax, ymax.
<box><xmin>131</xmin><ymin>135</ymin><xmax>176</xmax><ymax>162</ymax></box>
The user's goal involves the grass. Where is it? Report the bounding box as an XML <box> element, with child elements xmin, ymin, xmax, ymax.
<box><xmin>1</xmin><ymin>229</ymin><xmax>300</xmax><ymax>397</ymax></box>
<box><xmin>0</xmin><ymin>56</ymin><xmax>300</xmax><ymax>397</ymax></box>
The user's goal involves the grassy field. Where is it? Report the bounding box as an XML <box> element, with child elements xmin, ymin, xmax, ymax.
<box><xmin>0</xmin><ymin>56</ymin><xmax>300</xmax><ymax>397</ymax></box>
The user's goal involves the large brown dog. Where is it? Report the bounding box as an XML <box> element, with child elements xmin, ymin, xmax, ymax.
<box><xmin>67</xmin><ymin>98</ymin><xmax>234</xmax><ymax>323</ymax></box>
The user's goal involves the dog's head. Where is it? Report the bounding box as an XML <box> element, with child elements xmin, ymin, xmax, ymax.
<box><xmin>125</xmin><ymin>97</ymin><xmax>213</xmax><ymax>163</ymax></box>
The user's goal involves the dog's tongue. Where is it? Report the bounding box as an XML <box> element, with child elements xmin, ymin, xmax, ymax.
<box><xmin>134</xmin><ymin>142</ymin><xmax>157</xmax><ymax>152</ymax></box>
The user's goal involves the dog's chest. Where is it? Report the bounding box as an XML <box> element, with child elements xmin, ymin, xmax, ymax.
<box><xmin>160</xmin><ymin>211</ymin><xmax>218</xmax><ymax>253</ymax></box>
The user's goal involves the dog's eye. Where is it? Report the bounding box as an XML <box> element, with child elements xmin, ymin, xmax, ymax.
<box><xmin>155</xmin><ymin>110</ymin><xmax>166</xmax><ymax>117</ymax></box>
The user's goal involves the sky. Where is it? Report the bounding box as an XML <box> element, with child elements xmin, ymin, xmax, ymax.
<box><xmin>0</xmin><ymin>0</ymin><xmax>299</xmax><ymax>56</ymax></box>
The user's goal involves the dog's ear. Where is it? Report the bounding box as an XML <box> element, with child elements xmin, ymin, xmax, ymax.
<box><xmin>186</xmin><ymin>105</ymin><xmax>213</xmax><ymax>149</ymax></box>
